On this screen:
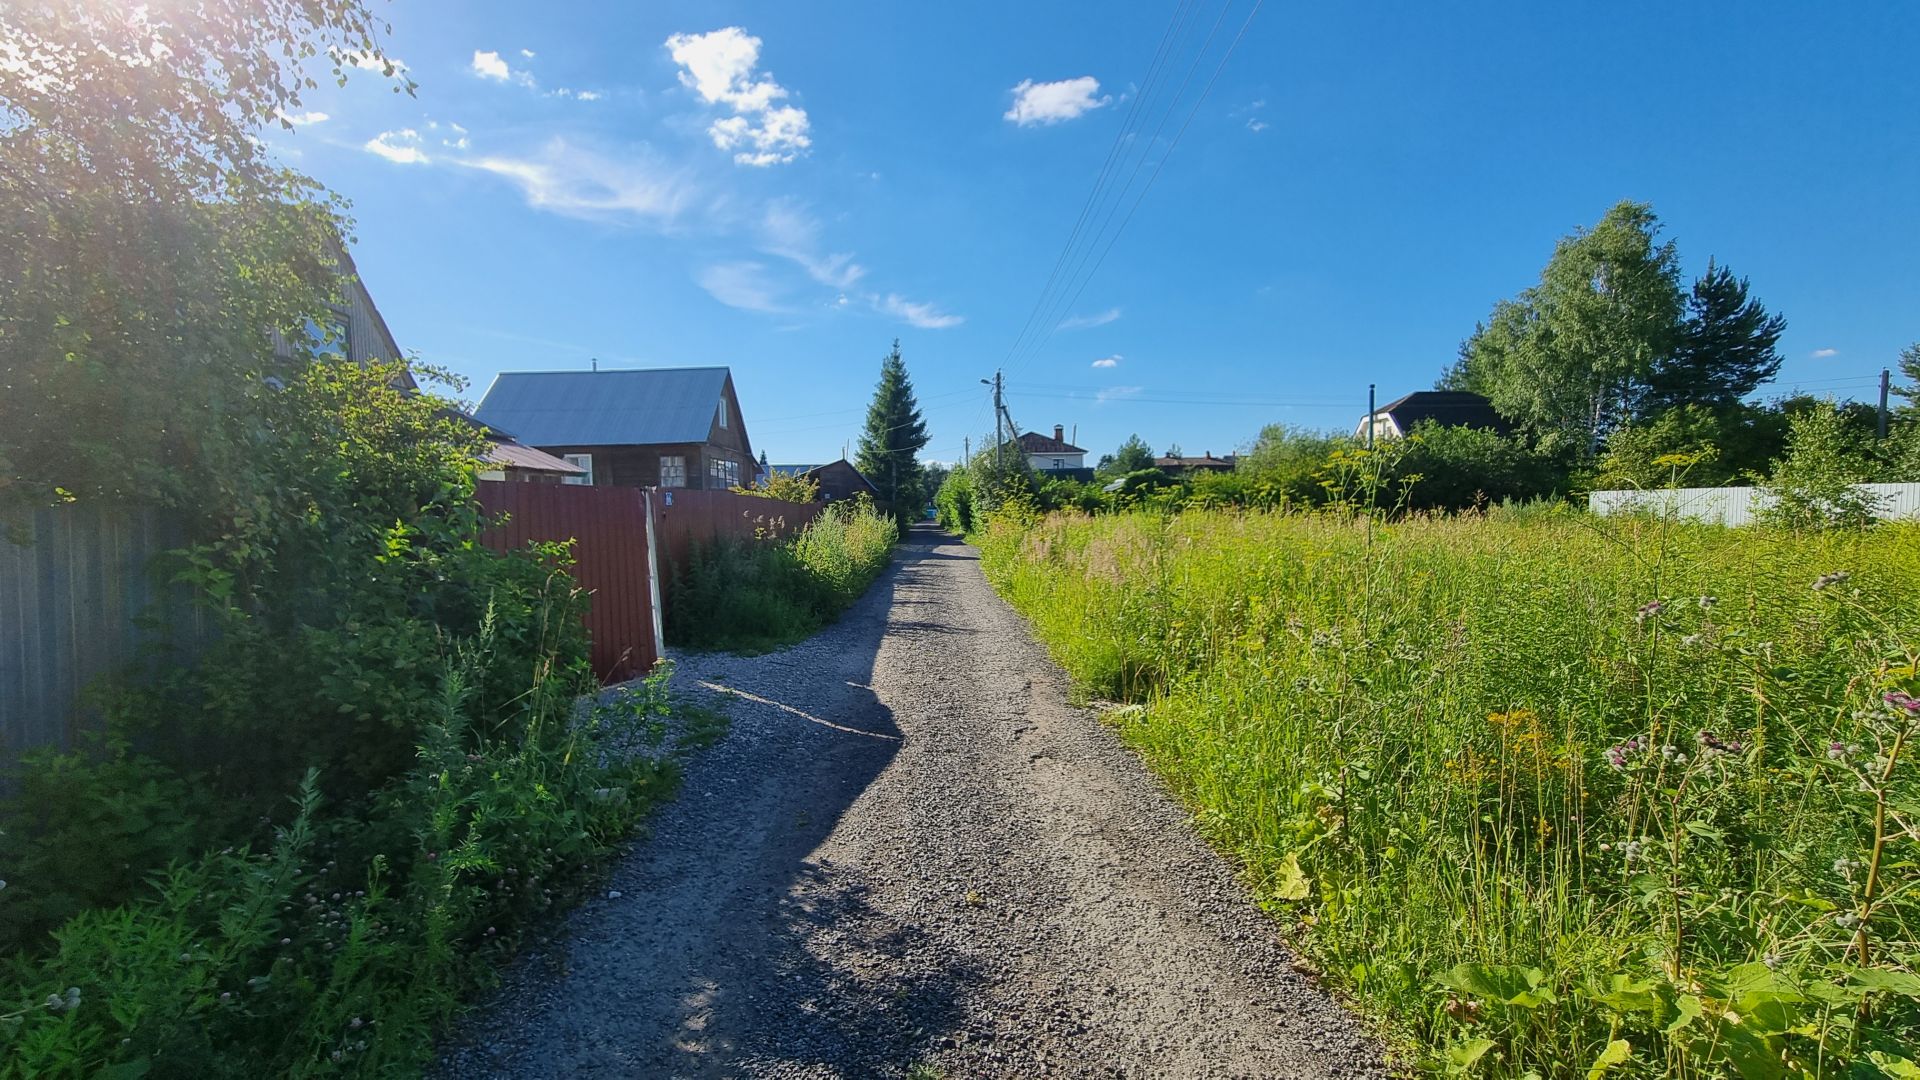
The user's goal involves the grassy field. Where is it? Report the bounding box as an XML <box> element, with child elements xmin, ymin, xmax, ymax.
<box><xmin>977</xmin><ymin>506</ymin><xmax>1920</xmax><ymax>1077</ymax></box>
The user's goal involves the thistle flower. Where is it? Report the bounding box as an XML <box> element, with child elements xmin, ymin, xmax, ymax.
<box><xmin>1695</xmin><ymin>731</ymin><xmax>1744</xmax><ymax>758</ymax></box>
<box><xmin>1834</xmin><ymin>857</ymin><xmax>1863</xmax><ymax>881</ymax></box>
<box><xmin>1697</xmin><ymin>595</ymin><xmax>1718</xmax><ymax>609</ymax></box>
<box><xmin>1620</xmin><ymin>839</ymin><xmax>1646</xmax><ymax>863</ymax></box>
<box><xmin>1812</xmin><ymin>571</ymin><xmax>1852</xmax><ymax>591</ymax></box>
<box><xmin>1761</xmin><ymin>953</ymin><xmax>1781</xmax><ymax>970</ymax></box>
<box><xmin>1883</xmin><ymin>691</ymin><xmax>1920</xmax><ymax>717</ymax></box>
<box><xmin>1634</xmin><ymin>601</ymin><xmax>1664</xmax><ymax>626</ymax></box>
<box><xmin>1835</xmin><ymin>913</ymin><xmax>1860</xmax><ymax>929</ymax></box>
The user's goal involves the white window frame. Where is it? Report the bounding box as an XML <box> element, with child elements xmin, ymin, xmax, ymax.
<box><xmin>659</xmin><ymin>454</ymin><xmax>686</xmax><ymax>488</ymax></box>
<box><xmin>1052</xmin><ymin>458</ymin><xmax>1065</xmax><ymax>470</ymax></box>
<box><xmin>562</xmin><ymin>453</ymin><xmax>594</xmax><ymax>486</ymax></box>
<box><xmin>717</xmin><ymin>397</ymin><xmax>729</xmax><ymax>430</ymax></box>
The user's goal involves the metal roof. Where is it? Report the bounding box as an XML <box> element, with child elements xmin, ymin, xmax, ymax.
<box><xmin>485</xmin><ymin>440</ymin><xmax>584</xmax><ymax>474</ymax></box>
<box><xmin>474</xmin><ymin>367</ymin><xmax>732</xmax><ymax>447</ymax></box>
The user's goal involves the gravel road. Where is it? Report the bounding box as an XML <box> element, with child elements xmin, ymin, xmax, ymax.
<box><xmin>437</xmin><ymin>525</ymin><xmax>1387</xmax><ymax>1079</ymax></box>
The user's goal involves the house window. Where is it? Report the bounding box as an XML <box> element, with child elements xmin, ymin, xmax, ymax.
<box><xmin>562</xmin><ymin>453</ymin><xmax>594</xmax><ymax>486</ymax></box>
<box><xmin>1052</xmin><ymin>458</ymin><xmax>1065</xmax><ymax>470</ymax></box>
<box><xmin>707</xmin><ymin>457</ymin><xmax>740</xmax><ymax>488</ymax></box>
<box><xmin>659</xmin><ymin>455</ymin><xmax>686</xmax><ymax>488</ymax></box>
<box><xmin>717</xmin><ymin>397</ymin><xmax>729</xmax><ymax>430</ymax></box>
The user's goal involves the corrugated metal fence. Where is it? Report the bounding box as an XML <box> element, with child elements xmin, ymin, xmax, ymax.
<box><xmin>475</xmin><ymin>481</ymin><xmax>663</xmax><ymax>683</ymax></box>
<box><xmin>1590</xmin><ymin>482</ymin><xmax>1920</xmax><ymax>525</ymax></box>
<box><xmin>0</xmin><ymin>504</ymin><xmax>211</xmax><ymax>760</ymax></box>
<box><xmin>650</xmin><ymin>488</ymin><xmax>822</xmax><ymax>587</ymax></box>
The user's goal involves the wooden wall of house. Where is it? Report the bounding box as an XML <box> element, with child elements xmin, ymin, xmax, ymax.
<box><xmin>533</xmin><ymin>443</ymin><xmax>753</xmax><ymax>491</ymax></box>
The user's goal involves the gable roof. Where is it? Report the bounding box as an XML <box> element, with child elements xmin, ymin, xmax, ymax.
<box><xmin>1376</xmin><ymin>390</ymin><xmax>1509</xmax><ymax>433</ymax></box>
<box><xmin>485</xmin><ymin>440</ymin><xmax>585</xmax><ymax>474</ymax></box>
<box><xmin>474</xmin><ymin>367</ymin><xmax>736</xmax><ymax>448</ymax></box>
<box><xmin>1017</xmin><ymin>430</ymin><xmax>1086</xmax><ymax>454</ymax></box>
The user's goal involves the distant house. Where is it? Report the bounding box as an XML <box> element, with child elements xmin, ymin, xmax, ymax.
<box><xmin>1018</xmin><ymin>425</ymin><xmax>1094</xmax><ymax>481</ymax></box>
<box><xmin>281</xmin><ymin>245</ymin><xmax>580</xmax><ymax>482</ymax></box>
<box><xmin>474</xmin><ymin>367</ymin><xmax>755</xmax><ymax>490</ymax></box>
<box><xmin>1355</xmin><ymin>390</ymin><xmax>1510</xmax><ymax>441</ymax></box>
<box><xmin>1156</xmin><ymin>452</ymin><xmax>1237</xmax><ymax>477</ymax></box>
<box><xmin>769</xmin><ymin>460</ymin><xmax>879</xmax><ymax>503</ymax></box>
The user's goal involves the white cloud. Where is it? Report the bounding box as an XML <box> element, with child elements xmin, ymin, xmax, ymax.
<box><xmin>1095</xmin><ymin>385</ymin><xmax>1143</xmax><ymax>405</ymax></box>
<box><xmin>665</xmin><ymin>27</ymin><xmax>811</xmax><ymax>166</ymax></box>
<box><xmin>364</xmin><ymin>129</ymin><xmax>428</xmax><ymax>165</ymax></box>
<box><xmin>458</xmin><ymin>139</ymin><xmax>695</xmax><ymax>224</ymax></box>
<box><xmin>1004</xmin><ymin>76</ymin><xmax>1110</xmax><ymax>126</ymax></box>
<box><xmin>1091</xmin><ymin>355</ymin><xmax>1121</xmax><ymax>368</ymax></box>
<box><xmin>1058</xmin><ymin>307</ymin><xmax>1122</xmax><ymax>330</ymax></box>
<box><xmin>1811</xmin><ymin>347</ymin><xmax>1838</xmax><ymax>358</ymax></box>
<box><xmin>760</xmin><ymin>200</ymin><xmax>866</xmax><ymax>288</ymax></box>
<box><xmin>520</xmin><ymin>48</ymin><xmax>537</xmax><ymax>59</ymax></box>
<box><xmin>697</xmin><ymin>262</ymin><xmax>789</xmax><ymax>313</ymax></box>
<box><xmin>576</xmin><ymin>90</ymin><xmax>604</xmax><ymax>102</ymax></box>
<box><xmin>1246</xmin><ymin>118</ymin><xmax>1269</xmax><ymax>133</ymax></box>
<box><xmin>874</xmin><ymin>293</ymin><xmax>963</xmax><ymax>330</ymax></box>
<box><xmin>276</xmin><ymin>109</ymin><xmax>330</xmax><ymax>126</ymax></box>
<box><xmin>471</xmin><ymin>49</ymin><xmax>510</xmax><ymax>80</ymax></box>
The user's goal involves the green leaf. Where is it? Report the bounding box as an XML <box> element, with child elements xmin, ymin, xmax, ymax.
<box><xmin>1867</xmin><ymin>1052</ymin><xmax>1920</xmax><ymax>1079</ymax></box>
<box><xmin>1592</xmin><ymin>974</ymin><xmax>1664</xmax><ymax>1016</ymax></box>
<box><xmin>1665</xmin><ymin>994</ymin><xmax>1703</xmax><ymax>1035</ymax></box>
<box><xmin>1848</xmin><ymin>969</ymin><xmax>1920</xmax><ymax>998</ymax></box>
<box><xmin>1438</xmin><ymin>964</ymin><xmax>1559</xmax><ymax>1007</ymax></box>
<box><xmin>1586</xmin><ymin>1039</ymin><xmax>1632</xmax><ymax>1079</ymax></box>
<box><xmin>1272</xmin><ymin>851</ymin><xmax>1313</xmax><ymax>902</ymax></box>
<box><xmin>1444</xmin><ymin>1038</ymin><xmax>1496</xmax><ymax>1074</ymax></box>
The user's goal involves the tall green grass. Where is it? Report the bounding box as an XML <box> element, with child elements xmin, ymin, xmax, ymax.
<box><xmin>978</xmin><ymin>507</ymin><xmax>1920</xmax><ymax>1077</ymax></box>
<box><xmin>668</xmin><ymin>499</ymin><xmax>897</xmax><ymax>653</ymax></box>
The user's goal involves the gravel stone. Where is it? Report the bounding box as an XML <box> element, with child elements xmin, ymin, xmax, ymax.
<box><xmin>436</xmin><ymin>525</ymin><xmax>1390</xmax><ymax>1078</ymax></box>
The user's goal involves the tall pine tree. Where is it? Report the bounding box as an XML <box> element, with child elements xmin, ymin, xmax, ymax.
<box><xmin>1640</xmin><ymin>259</ymin><xmax>1786</xmax><ymax>415</ymax></box>
<box><xmin>855</xmin><ymin>340</ymin><xmax>929</xmax><ymax>526</ymax></box>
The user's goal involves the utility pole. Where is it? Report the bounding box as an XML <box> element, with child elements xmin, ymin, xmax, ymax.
<box><xmin>1879</xmin><ymin>368</ymin><xmax>1892</xmax><ymax>440</ymax></box>
<box><xmin>963</xmin><ymin>436</ymin><xmax>970</xmax><ymax>463</ymax></box>
<box><xmin>1366</xmin><ymin>383</ymin><xmax>1376</xmax><ymax>450</ymax></box>
<box><xmin>984</xmin><ymin>370</ymin><xmax>1004</xmax><ymax>472</ymax></box>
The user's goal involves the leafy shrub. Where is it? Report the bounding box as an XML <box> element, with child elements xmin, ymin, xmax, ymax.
<box><xmin>734</xmin><ymin>472</ymin><xmax>821</xmax><ymax>503</ymax></box>
<box><xmin>0</xmin><ymin>631</ymin><xmax>689</xmax><ymax>1077</ymax></box>
<box><xmin>935</xmin><ymin>468</ymin><xmax>975</xmax><ymax>533</ymax></box>
<box><xmin>667</xmin><ymin>498</ymin><xmax>897</xmax><ymax>653</ymax></box>
<box><xmin>979</xmin><ymin>508</ymin><xmax>1920</xmax><ymax>1076</ymax></box>
<box><xmin>1758</xmin><ymin>402</ymin><xmax>1888</xmax><ymax>530</ymax></box>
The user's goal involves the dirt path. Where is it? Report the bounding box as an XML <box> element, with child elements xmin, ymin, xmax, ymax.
<box><xmin>438</xmin><ymin>526</ymin><xmax>1386</xmax><ymax>1079</ymax></box>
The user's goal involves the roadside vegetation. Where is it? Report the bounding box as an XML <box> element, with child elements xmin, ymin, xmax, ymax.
<box><xmin>978</xmin><ymin>505</ymin><xmax>1920</xmax><ymax>1076</ymax></box>
<box><xmin>668</xmin><ymin>497</ymin><xmax>899</xmax><ymax>653</ymax></box>
<box><xmin>1</xmin><ymin>5</ymin><xmax>719</xmax><ymax>1073</ymax></box>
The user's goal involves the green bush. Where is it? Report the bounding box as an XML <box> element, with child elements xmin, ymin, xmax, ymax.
<box><xmin>667</xmin><ymin>498</ymin><xmax>897</xmax><ymax>653</ymax></box>
<box><xmin>980</xmin><ymin>509</ymin><xmax>1920</xmax><ymax>1076</ymax></box>
<box><xmin>0</xmin><ymin>637</ymin><xmax>690</xmax><ymax>1078</ymax></box>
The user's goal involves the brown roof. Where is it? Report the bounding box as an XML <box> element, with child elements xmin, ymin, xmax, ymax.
<box><xmin>487</xmin><ymin>439</ymin><xmax>585</xmax><ymax>474</ymax></box>
<box><xmin>1017</xmin><ymin>431</ymin><xmax>1085</xmax><ymax>454</ymax></box>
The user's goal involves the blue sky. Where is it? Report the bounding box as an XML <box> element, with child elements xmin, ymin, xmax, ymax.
<box><xmin>278</xmin><ymin>1</ymin><xmax>1920</xmax><ymax>465</ymax></box>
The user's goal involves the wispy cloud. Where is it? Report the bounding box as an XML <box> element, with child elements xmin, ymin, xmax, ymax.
<box><xmin>874</xmin><ymin>293</ymin><xmax>963</xmax><ymax>330</ymax></box>
<box><xmin>1095</xmin><ymin>385</ymin><xmax>1143</xmax><ymax>405</ymax></box>
<box><xmin>276</xmin><ymin>109</ymin><xmax>330</xmax><ymax>127</ymax></box>
<box><xmin>761</xmin><ymin>200</ymin><xmax>866</xmax><ymax>288</ymax></box>
<box><xmin>1091</xmin><ymin>355</ymin><xmax>1121</xmax><ymax>368</ymax></box>
<box><xmin>1058</xmin><ymin>307</ymin><xmax>1121</xmax><ymax>330</ymax></box>
<box><xmin>1004</xmin><ymin>76</ymin><xmax>1109</xmax><ymax>126</ymax></box>
<box><xmin>332</xmin><ymin>48</ymin><xmax>407</xmax><ymax>75</ymax></box>
<box><xmin>1246</xmin><ymin>118</ymin><xmax>1269</xmax><ymax>133</ymax></box>
<box><xmin>457</xmin><ymin>138</ymin><xmax>696</xmax><ymax>225</ymax></box>
<box><xmin>364</xmin><ymin>128</ymin><xmax>429</xmax><ymax>165</ymax></box>
<box><xmin>1811</xmin><ymin>347</ymin><xmax>1839</xmax><ymax>358</ymax></box>
<box><xmin>697</xmin><ymin>262</ymin><xmax>789</xmax><ymax>313</ymax></box>
<box><xmin>665</xmin><ymin>27</ymin><xmax>811</xmax><ymax>166</ymax></box>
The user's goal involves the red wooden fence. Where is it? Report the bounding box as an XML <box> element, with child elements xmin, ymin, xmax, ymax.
<box><xmin>650</xmin><ymin>488</ymin><xmax>823</xmax><ymax>587</ymax></box>
<box><xmin>475</xmin><ymin>481</ymin><xmax>660</xmax><ymax>683</ymax></box>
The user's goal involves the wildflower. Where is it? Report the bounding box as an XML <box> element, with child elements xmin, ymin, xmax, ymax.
<box><xmin>1635</xmin><ymin>601</ymin><xmax>1664</xmax><ymax>626</ymax></box>
<box><xmin>1834</xmin><ymin>857</ymin><xmax>1863</xmax><ymax>881</ymax></box>
<box><xmin>1604</xmin><ymin>736</ymin><xmax>1647</xmax><ymax>771</ymax></box>
<box><xmin>179</xmin><ymin>952</ymin><xmax>193</xmax><ymax>963</ymax></box>
<box><xmin>1660</xmin><ymin>744</ymin><xmax>1688</xmax><ymax>764</ymax></box>
<box><xmin>220</xmin><ymin>992</ymin><xmax>231</xmax><ymax>1002</ymax></box>
<box><xmin>1883</xmin><ymin>691</ymin><xmax>1920</xmax><ymax>716</ymax></box>
<box><xmin>1681</xmin><ymin>634</ymin><xmax>1703</xmax><ymax>647</ymax></box>
<box><xmin>280</xmin><ymin>938</ymin><xmax>291</xmax><ymax>946</ymax></box>
<box><xmin>1762</xmin><ymin>953</ymin><xmax>1781</xmax><ymax>970</ymax></box>
<box><xmin>349</xmin><ymin>1017</ymin><xmax>364</xmax><ymax>1029</ymax></box>
<box><xmin>1695</xmin><ymin>731</ymin><xmax>1744</xmax><ymax>758</ymax></box>
<box><xmin>1835</xmin><ymin>913</ymin><xmax>1860</xmax><ymax>929</ymax></box>
<box><xmin>1698</xmin><ymin>595</ymin><xmax>1718</xmax><ymax>609</ymax></box>
<box><xmin>1812</xmin><ymin>571</ymin><xmax>1852</xmax><ymax>591</ymax></box>
<box><xmin>1621</xmin><ymin>839</ymin><xmax>1646</xmax><ymax>863</ymax></box>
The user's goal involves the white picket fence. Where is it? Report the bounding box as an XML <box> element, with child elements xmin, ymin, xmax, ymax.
<box><xmin>1589</xmin><ymin>483</ymin><xmax>1920</xmax><ymax>526</ymax></box>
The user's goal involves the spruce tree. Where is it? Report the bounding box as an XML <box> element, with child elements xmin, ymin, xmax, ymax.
<box><xmin>1641</xmin><ymin>260</ymin><xmax>1786</xmax><ymax>414</ymax></box>
<box><xmin>855</xmin><ymin>340</ymin><xmax>929</xmax><ymax>526</ymax></box>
